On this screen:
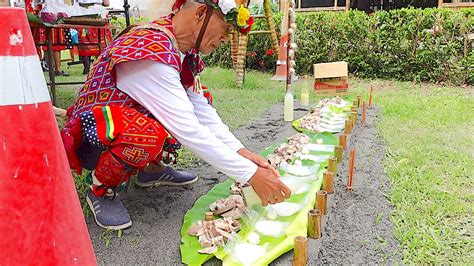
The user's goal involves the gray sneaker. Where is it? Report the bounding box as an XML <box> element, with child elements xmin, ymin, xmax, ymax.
<box><xmin>86</xmin><ymin>191</ymin><xmax>132</xmax><ymax>230</ymax></box>
<box><xmin>135</xmin><ymin>166</ymin><xmax>198</xmax><ymax>188</ymax></box>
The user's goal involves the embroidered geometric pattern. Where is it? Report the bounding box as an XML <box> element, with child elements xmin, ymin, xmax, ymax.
<box><xmin>60</xmin><ymin>15</ymin><xmax>211</xmax><ymax>190</ymax></box>
<box><xmin>68</xmin><ymin>15</ymin><xmax>182</xmax><ymax>121</ymax></box>
<box><xmin>91</xmin><ymin>107</ymin><xmax>171</xmax><ymax>188</ymax></box>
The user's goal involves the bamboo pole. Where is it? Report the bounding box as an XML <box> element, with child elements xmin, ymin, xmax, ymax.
<box><xmin>264</xmin><ymin>0</ymin><xmax>280</xmax><ymax>53</ymax></box>
<box><xmin>235</xmin><ymin>32</ymin><xmax>249</xmax><ymax>86</ymax></box>
<box><xmin>351</xmin><ymin>111</ymin><xmax>357</xmax><ymax>125</ymax></box>
<box><xmin>322</xmin><ymin>170</ymin><xmax>334</xmax><ymax>193</ymax></box>
<box><xmin>307</xmin><ymin>209</ymin><xmax>322</xmax><ymax>239</ymax></box>
<box><xmin>328</xmin><ymin>156</ymin><xmax>337</xmax><ymax>174</ymax></box>
<box><xmin>339</xmin><ymin>133</ymin><xmax>347</xmax><ymax>149</ymax></box>
<box><xmin>347</xmin><ymin>149</ymin><xmax>356</xmax><ymax>191</ymax></box>
<box><xmin>344</xmin><ymin>119</ymin><xmax>352</xmax><ymax>134</ymax></box>
<box><xmin>357</xmin><ymin>95</ymin><xmax>362</xmax><ymax>108</ymax></box>
<box><xmin>316</xmin><ymin>190</ymin><xmax>328</xmax><ymax>214</ymax></box>
<box><xmin>362</xmin><ymin>101</ymin><xmax>367</xmax><ymax>125</ymax></box>
<box><xmin>335</xmin><ymin>145</ymin><xmax>343</xmax><ymax>163</ymax></box>
<box><xmin>293</xmin><ymin>236</ymin><xmax>308</xmax><ymax>266</ymax></box>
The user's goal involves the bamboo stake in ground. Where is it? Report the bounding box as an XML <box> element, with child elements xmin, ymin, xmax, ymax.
<box><xmin>293</xmin><ymin>236</ymin><xmax>308</xmax><ymax>266</ymax></box>
<box><xmin>328</xmin><ymin>156</ymin><xmax>337</xmax><ymax>174</ymax></box>
<box><xmin>347</xmin><ymin>149</ymin><xmax>356</xmax><ymax>191</ymax></box>
<box><xmin>351</xmin><ymin>111</ymin><xmax>357</xmax><ymax>125</ymax></box>
<box><xmin>307</xmin><ymin>209</ymin><xmax>322</xmax><ymax>239</ymax></box>
<box><xmin>323</xmin><ymin>170</ymin><xmax>334</xmax><ymax>193</ymax></box>
<box><xmin>369</xmin><ymin>84</ymin><xmax>373</xmax><ymax>108</ymax></box>
<box><xmin>357</xmin><ymin>95</ymin><xmax>362</xmax><ymax>108</ymax></box>
<box><xmin>362</xmin><ymin>101</ymin><xmax>367</xmax><ymax>125</ymax></box>
<box><xmin>335</xmin><ymin>145</ymin><xmax>343</xmax><ymax>163</ymax></box>
<box><xmin>344</xmin><ymin>119</ymin><xmax>352</xmax><ymax>134</ymax></box>
<box><xmin>316</xmin><ymin>190</ymin><xmax>328</xmax><ymax>215</ymax></box>
<box><xmin>352</xmin><ymin>99</ymin><xmax>358</xmax><ymax>109</ymax></box>
<box><xmin>339</xmin><ymin>134</ymin><xmax>347</xmax><ymax>149</ymax></box>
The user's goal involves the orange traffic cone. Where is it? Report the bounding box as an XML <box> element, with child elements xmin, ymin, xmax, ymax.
<box><xmin>271</xmin><ymin>34</ymin><xmax>288</xmax><ymax>81</ymax></box>
<box><xmin>0</xmin><ymin>7</ymin><xmax>96</xmax><ymax>264</ymax></box>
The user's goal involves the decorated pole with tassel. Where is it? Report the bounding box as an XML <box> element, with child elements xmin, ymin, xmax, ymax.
<box><xmin>284</xmin><ymin>0</ymin><xmax>297</xmax><ymax>121</ymax></box>
<box><xmin>230</xmin><ymin>29</ymin><xmax>239</xmax><ymax>68</ymax></box>
<box><xmin>235</xmin><ymin>32</ymin><xmax>249</xmax><ymax>85</ymax></box>
<box><xmin>264</xmin><ymin>0</ymin><xmax>279</xmax><ymax>52</ymax></box>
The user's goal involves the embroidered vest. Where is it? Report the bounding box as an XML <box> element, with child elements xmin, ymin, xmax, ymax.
<box><xmin>66</xmin><ymin>15</ymin><xmax>204</xmax><ymax>123</ymax></box>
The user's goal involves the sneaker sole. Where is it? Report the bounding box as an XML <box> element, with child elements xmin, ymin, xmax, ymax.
<box><xmin>135</xmin><ymin>175</ymin><xmax>199</xmax><ymax>188</ymax></box>
<box><xmin>86</xmin><ymin>196</ymin><xmax>133</xmax><ymax>231</ymax></box>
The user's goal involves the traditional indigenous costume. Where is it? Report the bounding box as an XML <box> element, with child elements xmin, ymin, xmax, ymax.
<box><xmin>61</xmin><ymin>0</ymin><xmax>254</xmax><ymax>230</ymax></box>
<box><xmin>77</xmin><ymin>0</ymin><xmax>113</xmax><ymax>74</ymax></box>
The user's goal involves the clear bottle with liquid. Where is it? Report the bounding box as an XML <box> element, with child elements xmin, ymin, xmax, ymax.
<box><xmin>284</xmin><ymin>91</ymin><xmax>294</xmax><ymax>121</ymax></box>
<box><xmin>300</xmin><ymin>75</ymin><xmax>310</xmax><ymax>106</ymax></box>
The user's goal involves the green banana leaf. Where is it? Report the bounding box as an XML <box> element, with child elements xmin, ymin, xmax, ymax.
<box><xmin>222</xmin><ymin>170</ymin><xmax>324</xmax><ymax>266</ymax></box>
<box><xmin>293</xmin><ymin>110</ymin><xmax>350</xmax><ymax>134</ymax></box>
<box><xmin>180</xmin><ymin>133</ymin><xmax>336</xmax><ymax>265</ymax></box>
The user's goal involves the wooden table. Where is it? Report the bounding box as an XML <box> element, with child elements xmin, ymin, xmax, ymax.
<box><xmin>30</xmin><ymin>22</ymin><xmax>120</xmax><ymax>105</ymax></box>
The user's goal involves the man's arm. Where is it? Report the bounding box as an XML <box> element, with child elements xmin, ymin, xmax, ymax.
<box><xmin>187</xmin><ymin>89</ymin><xmax>272</xmax><ymax>168</ymax></box>
<box><xmin>115</xmin><ymin>60</ymin><xmax>257</xmax><ymax>183</ymax></box>
<box><xmin>186</xmin><ymin>89</ymin><xmax>244</xmax><ymax>152</ymax></box>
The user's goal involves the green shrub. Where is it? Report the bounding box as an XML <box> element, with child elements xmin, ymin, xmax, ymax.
<box><xmin>204</xmin><ymin>8</ymin><xmax>473</xmax><ymax>85</ymax></box>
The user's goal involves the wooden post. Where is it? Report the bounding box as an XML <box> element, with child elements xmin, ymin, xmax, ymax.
<box><xmin>369</xmin><ymin>84</ymin><xmax>373</xmax><ymax>108</ymax></box>
<box><xmin>307</xmin><ymin>209</ymin><xmax>322</xmax><ymax>239</ymax></box>
<box><xmin>357</xmin><ymin>95</ymin><xmax>362</xmax><ymax>108</ymax></box>
<box><xmin>362</xmin><ymin>102</ymin><xmax>367</xmax><ymax>125</ymax></box>
<box><xmin>316</xmin><ymin>190</ymin><xmax>328</xmax><ymax>214</ymax></box>
<box><xmin>293</xmin><ymin>236</ymin><xmax>308</xmax><ymax>266</ymax></box>
<box><xmin>346</xmin><ymin>149</ymin><xmax>356</xmax><ymax>191</ymax></box>
<box><xmin>345</xmin><ymin>0</ymin><xmax>351</xmax><ymax>11</ymax></box>
<box><xmin>339</xmin><ymin>134</ymin><xmax>347</xmax><ymax>149</ymax></box>
<box><xmin>328</xmin><ymin>156</ymin><xmax>337</xmax><ymax>174</ymax></box>
<box><xmin>323</xmin><ymin>170</ymin><xmax>334</xmax><ymax>193</ymax></box>
<box><xmin>335</xmin><ymin>145</ymin><xmax>343</xmax><ymax>163</ymax></box>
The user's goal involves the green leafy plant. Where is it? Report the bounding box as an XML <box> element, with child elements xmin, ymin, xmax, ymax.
<box><xmin>204</xmin><ymin>8</ymin><xmax>473</xmax><ymax>85</ymax></box>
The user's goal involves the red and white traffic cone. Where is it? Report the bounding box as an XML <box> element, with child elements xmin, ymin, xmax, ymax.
<box><xmin>0</xmin><ymin>7</ymin><xmax>96</xmax><ymax>264</ymax></box>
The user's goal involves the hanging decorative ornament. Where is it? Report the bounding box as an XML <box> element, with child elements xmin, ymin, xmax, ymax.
<box><xmin>290</xmin><ymin>60</ymin><xmax>296</xmax><ymax>67</ymax></box>
<box><xmin>290</xmin><ymin>43</ymin><xmax>298</xmax><ymax>50</ymax></box>
<box><xmin>289</xmin><ymin>49</ymin><xmax>295</xmax><ymax>58</ymax></box>
<box><xmin>289</xmin><ymin>68</ymin><xmax>296</xmax><ymax>75</ymax></box>
<box><xmin>290</xmin><ymin>23</ymin><xmax>297</xmax><ymax>30</ymax></box>
<box><xmin>288</xmin><ymin>28</ymin><xmax>295</xmax><ymax>35</ymax></box>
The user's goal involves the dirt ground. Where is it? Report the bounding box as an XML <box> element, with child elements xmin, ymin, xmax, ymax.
<box><xmin>87</xmin><ymin>102</ymin><xmax>401</xmax><ymax>265</ymax></box>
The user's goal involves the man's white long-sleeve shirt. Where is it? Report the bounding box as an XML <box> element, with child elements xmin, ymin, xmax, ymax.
<box><xmin>115</xmin><ymin>60</ymin><xmax>258</xmax><ymax>183</ymax></box>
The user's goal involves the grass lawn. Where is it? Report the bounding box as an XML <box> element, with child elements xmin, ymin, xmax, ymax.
<box><xmin>54</xmin><ymin>62</ymin><xmax>472</xmax><ymax>263</ymax></box>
